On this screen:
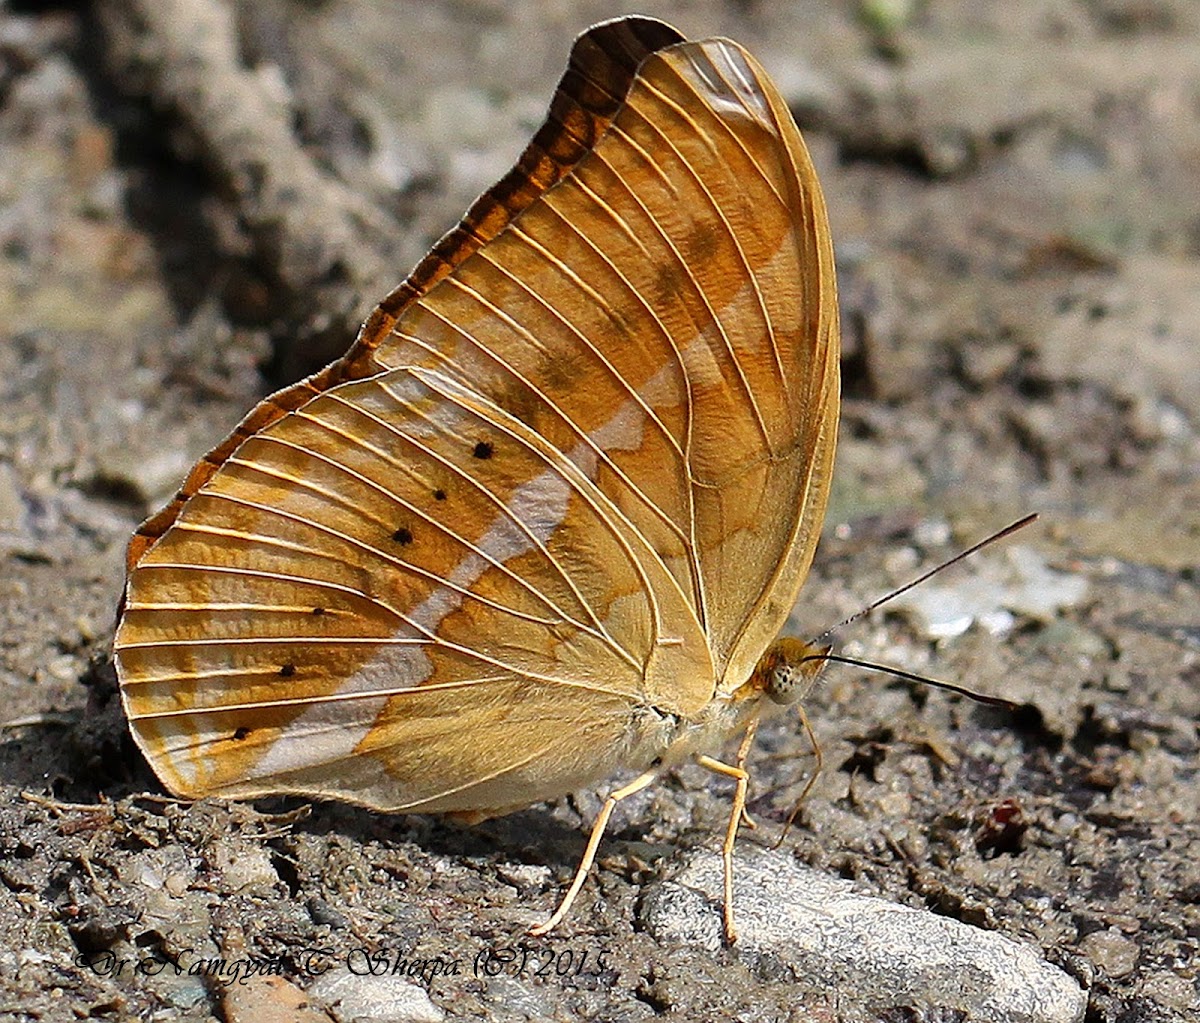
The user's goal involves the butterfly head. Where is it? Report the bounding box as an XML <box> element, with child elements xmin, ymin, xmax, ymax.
<box><xmin>752</xmin><ymin>637</ymin><xmax>832</xmax><ymax>707</ymax></box>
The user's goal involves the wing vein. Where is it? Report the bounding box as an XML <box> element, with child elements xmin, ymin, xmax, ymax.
<box><xmin>129</xmin><ymin>560</ymin><xmax>408</xmax><ymax>622</ymax></box>
<box><xmin>446</xmin><ymin>260</ymin><xmax>685</xmax><ymax>461</ymax></box>
<box><xmin>607</xmin><ymin>116</ymin><xmax>773</xmax><ymax>448</ymax></box>
<box><xmin>406</xmin><ymin>366</ymin><xmax>674</xmax><ymax>667</ymax></box>
<box><xmin>126</xmin><ymin>672</ymin><xmax>630</xmax><ymax>720</ymax></box>
<box><xmin>434</xmin><ymin>266</ymin><xmax>694</xmax><ymax>550</ymax></box>
<box><xmin>633</xmin><ymin>76</ymin><xmax>787</xmax><ymax>403</ymax></box>
<box><xmin>243</xmin><ymin>426</ymin><xmax>596</xmax><ymax>635</ymax></box>
<box><xmin>321</xmin><ymin>383</ymin><xmax>626</xmax><ymax>657</ymax></box>
<box><xmin>189</xmin><ymin>486</ymin><xmax>574</xmax><ymax>633</ymax></box>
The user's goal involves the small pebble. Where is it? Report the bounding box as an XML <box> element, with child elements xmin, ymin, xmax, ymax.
<box><xmin>1078</xmin><ymin>926</ymin><xmax>1139</xmax><ymax>980</ymax></box>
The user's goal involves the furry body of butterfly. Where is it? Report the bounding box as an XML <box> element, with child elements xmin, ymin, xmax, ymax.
<box><xmin>114</xmin><ymin>15</ymin><xmax>839</xmax><ymax>941</ymax></box>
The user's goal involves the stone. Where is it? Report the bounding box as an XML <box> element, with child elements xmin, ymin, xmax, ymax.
<box><xmin>642</xmin><ymin>848</ymin><xmax>1087</xmax><ymax>1023</ymax></box>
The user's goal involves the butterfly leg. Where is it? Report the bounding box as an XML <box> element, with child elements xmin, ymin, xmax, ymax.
<box><xmin>772</xmin><ymin>702</ymin><xmax>823</xmax><ymax>850</ymax></box>
<box><xmin>528</xmin><ymin>768</ymin><xmax>659</xmax><ymax>937</ymax></box>
<box><xmin>695</xmin><ymin>715</ymin><xmax>759</xmax><ymax>944</ymax></box>
<box><xmin>735</xmin><ymin>716</ymin><xmax>760</xmax><ymax>831</ymax></box>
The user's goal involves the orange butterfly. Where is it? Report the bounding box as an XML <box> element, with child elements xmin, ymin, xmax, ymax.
<box><xmin>114</xmin><ymin>15</ymin><xmax>839</xmax><ymax>942</ymax></box>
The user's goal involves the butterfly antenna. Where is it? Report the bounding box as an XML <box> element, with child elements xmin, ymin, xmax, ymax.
<box><xmin>776</xmin><ymin>516</ymin><xmax>1035</xmax><ymax>840</ymax></box>
<box><xmin>771</xmin><ymin>651</ymin><xmax>1019</xmax><ymax>845</ymax></box>
<box><xmin>814</xmin><ymin>512</ymin><xmax>1038</xmax><ymax>643</ymax></box>
<box><xmin>801</xmin><ymin>652</ymin><xmax>1019</xmax><ymax>709</ymax></box>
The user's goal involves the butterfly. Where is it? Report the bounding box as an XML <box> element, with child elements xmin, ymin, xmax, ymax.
<box><xmin>113</xmin><ymin>15</ymin><xmax>840</xmax><ymax>943</ymax></box>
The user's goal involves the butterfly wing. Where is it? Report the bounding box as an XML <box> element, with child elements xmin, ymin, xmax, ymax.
<box><xmin>115</xmin><ymin>16</ymin><xmax>839</xmax><ymax>812</ymax></box>
<box><xmin>366</xmin><ymin>29</ymin><xmax>840</xmax><ymax>694</ymax></box>
<box><xmin>117</xmin><ymin>359</ymin><xmax>708</xmax><ymax>808</ymax></box>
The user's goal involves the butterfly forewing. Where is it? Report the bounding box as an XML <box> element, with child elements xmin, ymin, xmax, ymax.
<box><xmin>115</xmin><ymin>19</ymin><xmax>839</xmax><ymax>815</ymax></box>
<box><xmin>637</xmin><ymin>41</ymin><xmax>839</xmax><ymax>684</ymax></box>
<box><xmin>371</xmin><ymin>39</ymin><xmax>838</xmax><ymax>688</ymax></box>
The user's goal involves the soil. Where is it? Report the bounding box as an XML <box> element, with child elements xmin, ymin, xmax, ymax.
<box><xmin>0</xmin><ymin>2</ymin><xmax>1197</xmax><ymax>1021</ymax></box>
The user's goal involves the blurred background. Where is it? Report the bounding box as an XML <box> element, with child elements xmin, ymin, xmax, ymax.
<box><xmin>1</xmin><ymin>2</ymin><xmax>1197</xmax><ymax>1020</ymax></box>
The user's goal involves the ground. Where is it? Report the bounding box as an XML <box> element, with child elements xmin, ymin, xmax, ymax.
<box><xmin>0</xmin><ymin>1</ymin><xmax>1197</xmax><ymax>1021</ymax></box>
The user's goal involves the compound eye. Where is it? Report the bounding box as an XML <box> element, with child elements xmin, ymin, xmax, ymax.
<box><xmin>752</xmin><ymin>639</ymin><xmax>830</xmax><ymax>706</ymax></box>
<box><xmin>767</xmin><ymin>663</ymin><xmax>801</xmax><ymax>706</ymax></box>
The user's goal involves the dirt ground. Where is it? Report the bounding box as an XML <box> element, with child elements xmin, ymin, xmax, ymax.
<box><xmin>1</xmin><ymin>1</ymin><xmax>1197</xmax><ymax>1021</ymax></box>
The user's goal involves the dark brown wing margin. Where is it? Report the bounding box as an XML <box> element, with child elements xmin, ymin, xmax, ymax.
<box><xmin>126</xmin><ymin>16</ymin><xmax>685</xmax><ymax>572</ymax></box>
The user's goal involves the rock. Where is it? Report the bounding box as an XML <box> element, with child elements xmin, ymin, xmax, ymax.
<box><xmin>222</xmin><ymin>974</ymin><xmax>330</xmax><ymax>1023</ymax></box>
<box><xmin>308</xmin><ymin>967</ymin><xmax>444</xmax><ymax>1023</ymax></box>
<box><xmin>642</xmin><ymin>848</ymin><xmax>1087</xmax><ymax>1023</ymax></box>
<box><xmin>209</xmin><ymin>839</ymin><xmax>281</xmax><ymax>894</ymax></box>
